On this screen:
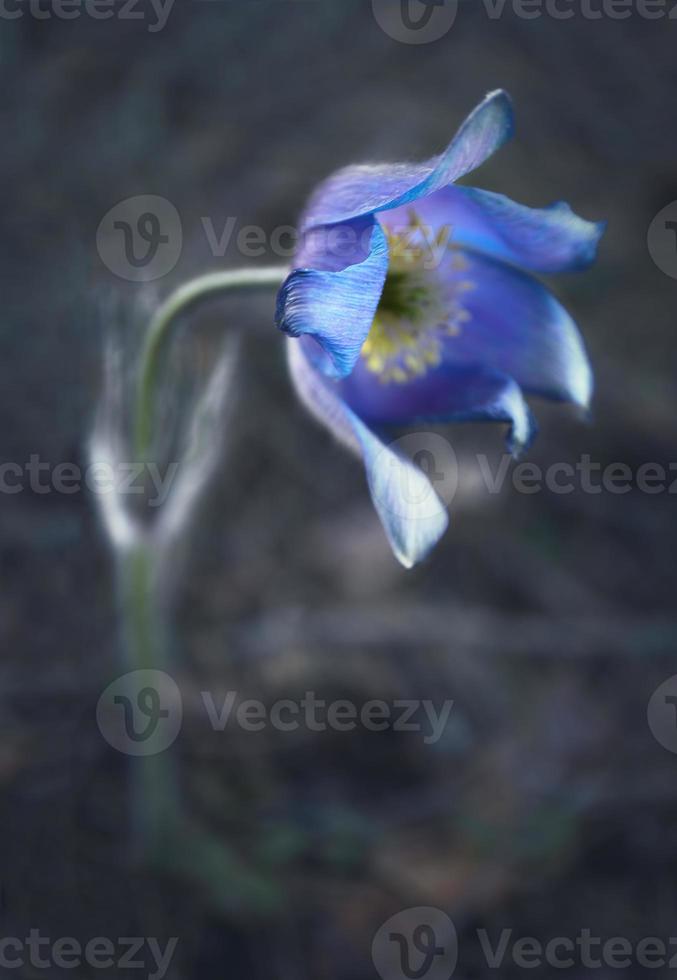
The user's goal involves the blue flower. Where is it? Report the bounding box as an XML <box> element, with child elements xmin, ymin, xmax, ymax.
<box><xmin>276</xmin><ymin>90</ymin><xmax>605</xmax><ymax>568</ymax></box>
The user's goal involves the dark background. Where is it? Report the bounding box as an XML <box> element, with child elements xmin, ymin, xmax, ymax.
<box><xmin>2</xmin><ymin>1</ymin><xmax>677</xmax><ymax>977</ymax></box>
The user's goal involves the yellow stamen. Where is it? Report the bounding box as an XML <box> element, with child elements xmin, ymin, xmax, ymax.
<box><xmin>361</xmin><ymin>211</ymin><xmax>473</xmax><ymax>384</ymax></box>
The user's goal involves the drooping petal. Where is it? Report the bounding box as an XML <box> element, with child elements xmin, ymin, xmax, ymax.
<box><xmin>300</xmin><ymin>90</ymin><xmax>514</xmax><ymax>231</ymax></box>
<box><xmin>276</xmin><ymin>220</ymin><xmax>389</xmax><ymax>378</ymax></box>
<box><xmin>288</xmin><ymin>338</ymin><xmax>449</xmax><ymax>568</ymax></box>
<box><xmin>353</xmin><ymin>414</ymin><xmax>449</xmax><ymax>569</ymax></box>
<box><xmin>381</xmin><ymin>186</ymin><xmax>606</xmax><ymax>274</ymax></box>
<box><xmin>433</xmin><ymin>250</ymin><xmax>593</xmax><ymax>408</ymax></box>
<box><xmin>341</xmin><ymin>362</ymin><xmax>535</xmax><ymax>454</ymax></box>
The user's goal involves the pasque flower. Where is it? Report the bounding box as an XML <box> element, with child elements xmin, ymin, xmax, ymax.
<box><xmin>276</xmin><ymin>90</ymin><xmax>605</xmax><ymax>567</ymax></box>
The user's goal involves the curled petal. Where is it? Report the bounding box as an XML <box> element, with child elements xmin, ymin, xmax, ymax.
<box><xmin>383</xmin><ymin>186</ymin><xmax>606</xmax><ymax>273</ymax></box>
<box><xmin>300</xmin><ymin>90</ymin><xmax>514</xmax><ymax>230</ymax></box>
<box><xmin>276</xmin><ymin>220</ymin><xmax>388</xmax><ymax>378</ymax></box>
<box><xmin>288</xmin><ymin>339</ymin><xmax>448</xmax><ymax>568</ymax></box>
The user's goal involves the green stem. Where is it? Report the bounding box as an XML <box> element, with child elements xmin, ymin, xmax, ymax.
<box><xmin>119</xmin><ymin>540</ymin><xmax>284</xmax><ymax>908</ymax></box>
<box><xmin>120</xmin><ymin>265</ymin><xmax>286</xmax><ymax>871</ymax></box>
<box><xmin>119</xmin><ymin>542</ymin><xmax>178</xmax><ymax>862</ymax></box>
<box><xmin>126</xmin><ymin>545</ymin><xmax>160</xmax><ymax>672</ymax></box>
<box><xmin>133</xmin><ymin>266</ymin><xmax>288</xmax><ymax>460</ymax></box>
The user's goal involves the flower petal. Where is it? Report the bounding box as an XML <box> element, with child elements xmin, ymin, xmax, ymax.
<box><xmin>382</xmin><ymin>186</ymin><xmax>606</xmax><ymax>273</ymax></box>
<box><xmin>341</xmin><ymin>363</ymin><xmax>535</xmax><ymax>454</ymax></box>
<box><xmin>276</xmin><ymin>220</ymin><xmax>389</xmax><ymax>378</ymax></box>
<box><xmin>300</xmin><ymin>90</ymin><xmax>514</xmax><ymax>230</ymax></box>
<box><xmin>288</xmin><ymin>339</ymin><xmax>448</xmax><ymax>568</ymax></box>
<box><xmin>277</xmin><ymin>92</ymin><xmax>517</xmax><ymax>379</ymax></box>
<box><xmin>353</xmin><ymin>415</ymin><xmax>449</xmax><ymax>569</ymax></box>
<box><xmin>436</xmin><ymin>250</ymin><xmax>593</xmax><ymax>407</ymax></box>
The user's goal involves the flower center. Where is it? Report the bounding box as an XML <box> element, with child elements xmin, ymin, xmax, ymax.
<box><xmin>361</xmin><ymin>210</ymin><xmax>474</xmax><ymax>384</ymax></box>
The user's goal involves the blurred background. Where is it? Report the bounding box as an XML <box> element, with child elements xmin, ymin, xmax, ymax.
<box><xmin>2</xmin><ymin>1</ymin><xmax>677</xmax><ymax>977</ymax></box>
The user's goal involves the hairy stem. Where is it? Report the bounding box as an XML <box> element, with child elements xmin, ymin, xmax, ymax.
<box><xmin>120</xmin><ymin>265</ymin><xmax>286</xmax><ymax>870</ymax></box>
<box><xmin>133</xmin><ymin>266</ymin><xmax>288</xmax><ymax>460</ymax></box>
